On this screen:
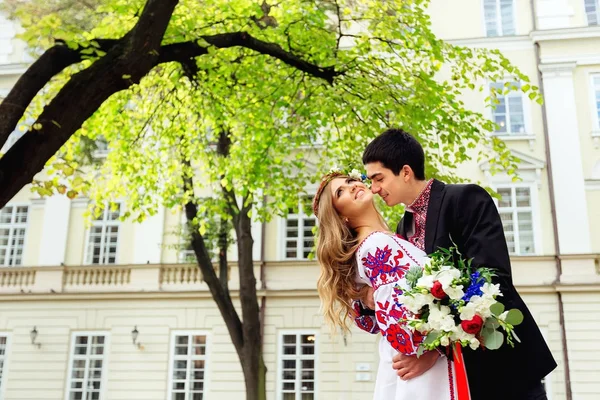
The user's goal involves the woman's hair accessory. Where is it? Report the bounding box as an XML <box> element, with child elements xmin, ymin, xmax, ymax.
<box><xmin>312</xmin><ymin>167</ymin><xmax>367</xmax><ymax>217</ymax></box>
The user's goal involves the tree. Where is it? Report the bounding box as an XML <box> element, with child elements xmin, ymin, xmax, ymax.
<box><xmin>0</xmin><ymin>1</ymin><xmax>539</xmax><ymax>399</ymax></box>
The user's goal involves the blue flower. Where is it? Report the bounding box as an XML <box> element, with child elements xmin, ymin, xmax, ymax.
<box><xmin>462</xmin><ymin>271</ymin><xmax>485</xmax><ymax>302</ymax></box>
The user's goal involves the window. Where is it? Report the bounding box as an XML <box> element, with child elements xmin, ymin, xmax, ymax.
<box><xmin>168</xmin><ymin>333</ymin><xmax>208</xmax><ymax>400</ymax></box>
<box><xmin>0</xmin><ymin>205</ymin><xmax>28</xmax><ymax>266</ymax></box>
<box><xmin>585</xmin><ymin>0</ymin><xmax>599</xmax><ymax>25</ymax></box>
<box><xmin>66</xmin><ymin>333</ymin><xmax>108</xmax><ymax>400</ymax></box>
<box><xmin>285</xmin><ymin>197</ymin><xmax>316</xmax><ymax>259</ymax></box>
<box><xmin>490</xmin><ymin>82</ymin><xmax>526</xmax><ymax>136</ymax></box>
<box><xmin>92</xmin><ymin>136</ymin><xmax>109</xmax><ymax>159</ymax></box>
<box><xmin>483</xmin><ymin>0</ymin><xmax>515</xmax><ymax>36</ymax></box>
<box><xmin>592</xmin><ymin>74</ymin><xmax>600</xmax><ymax>130</ymax></box>
<box><xmin>496</xmin><ymin>186</ymin><xmax>535</xmax><ymax>255</ymax></box>
<box><xmin>0</xmin><ymin>335</ymin><xmax>8</xmax><ymax>400</ymax></box>
<box><xmin>178</xmin><ymin>223</ymin><xmax>196</xmax><ymax>264</ymax></box>
<box><xmin>85</xmin><ymin>205</ymin><xmax>121</xmax><ymax>265</ymax></box>
<box><xmin>279</xmin><ymin>333</ymin><xmax>316</xmax><ymax>400</ymax></box>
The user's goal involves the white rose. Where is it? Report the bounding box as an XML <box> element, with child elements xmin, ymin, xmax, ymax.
<box><xmin>422</xmin><ymin>257</ymin><xmax>432</xmax><ymax>268</ymax></box>
<box><xmin>415</xmin><ymin>322</ymin><xmax>431</xmax><ymax>333</ymax></box>
<box><xmin>436</xmin><ymin>266</ymin><xmax>461</xmax><ymax>289</ymax></box>
<box><xmin>440</xmin><ymin>335</ymin><xmax>450</xmax><ymax>346</ymax></box>
<box><xmin>469</xmin><ymin>338</ymin><xmax>480</xmax><ymax>350</ymax></box>
<box><xmin>439</xmin><ymin>315</ymin><xmax>457</xmax><ymax>332</ymax></box>
<box><xmin>459</xmin><ymin>302</ymin><xmax>477</xmax><ymax>321</ymax></box>
<box><xmin>481</xmin><ymin>282</ymin><xmax>502</xmax><ymax>297</ymax></box>
<box><xmin>498</xmin><ymin>311</ymin><xmax>509</xmax><ymax>321</ymax></box>
<box><xmin>445</xmin><ymin>285</ymin><xmax>465</xmax><ymax>300</ymax></box>
<box><xmin>399</xmin><ymin>293</ymin><xmax>433</xmax><ymax>314</ymax></box>
<box><xmin>428</xmin><ymin>305</ymin><xmax>455</xmax><ymax>332</ymax></box>
<box><xmin>474</xmin><ymin>296</ymin><xmax>496</xmax><ymax>318</ymax></box>
<box><xmin>416</xmin><ymin>274</ymin><xmax>435</xmax><ymax>289</ymax></box>
<box><xmin>348</xmin><ymin>169</ymin><xmax>363</xmax><ymax>180</ymax></box>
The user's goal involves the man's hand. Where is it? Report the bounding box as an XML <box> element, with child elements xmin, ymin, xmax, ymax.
<box><xmin>360</xmin><ymin>286</ymin><xmax>375</xmax><ymax>310</ymax></box>
<box><xmin>392</xmin><ymin>351</ymin><xmax>440</xmax><ymax>380</ymax></box>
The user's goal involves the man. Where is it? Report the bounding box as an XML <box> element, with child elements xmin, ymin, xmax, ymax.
<box><xmin>361</xmin><ymin>128</ymin><xmax>556</xmax><ymax>400</ymax></box>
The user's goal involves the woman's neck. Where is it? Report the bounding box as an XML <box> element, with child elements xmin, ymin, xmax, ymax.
<box><xmin>353</xmin><ymin>220</ymin><xmax>389</xmax><ymax>243</ymax></box>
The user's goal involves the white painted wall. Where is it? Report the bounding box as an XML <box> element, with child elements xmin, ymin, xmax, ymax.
<box><xmin>132</xmin><ymin>207</ymin><xmax>165</xmax><ymax>264</ymax></box>
<box><xmin>539</xmin><ymin>63</ymin><xmax>592</xmax><ymax>255</ymax></box>
<box><xmin>38</xmin><ymin>196</ymin><xmax>71</xmax><ymax>266</ymax></box>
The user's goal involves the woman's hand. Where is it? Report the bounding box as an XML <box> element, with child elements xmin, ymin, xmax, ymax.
<box><xmin>360</xmin><ymin>286</ymin><xmax>375</xmax><ymax>310</ymax></box>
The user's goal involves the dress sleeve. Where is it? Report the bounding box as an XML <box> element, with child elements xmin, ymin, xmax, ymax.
<box><xmin>358</xmin><ymin>232</ymin><xmax>425</xmax><ymax>356</ymax></box>
<box><xmin>351</xmin><ymin>299</ymin><xmax>379</xmax><ymax>334</ymax></box>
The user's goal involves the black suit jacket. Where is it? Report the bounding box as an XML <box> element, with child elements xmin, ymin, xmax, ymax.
<box><xmin>397</xmin><ymin>180</ymin><xmax>557</xmax><ymax>400</ymax></box>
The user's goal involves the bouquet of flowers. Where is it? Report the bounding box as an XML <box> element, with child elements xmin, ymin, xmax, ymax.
<box><xmin>398</xmin><ymin>247</ymin><xmax>523</xmax><ymax>356</ymax></box>
<box><xmin>396</xmin><ymin>247</ymin><xmax>524</xmax><ymax>399</ymax></box>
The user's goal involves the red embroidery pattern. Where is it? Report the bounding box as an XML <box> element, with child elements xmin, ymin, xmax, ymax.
<box><xmin>385</xmin><ymin>324</ymin><xmax>415</xmax><ymax>354</ymax></box>
<box><xmin>352</xmin><ymin>300</ymin><xmax>379</xmax><ymax>334</ymax></box>
<box><xmin>406</xmin><ymin>179</ymin><xmax>433</xmax><ymax>251</ymax></box>
<box><xmin>448</xmin><ymin>358</ymin><xmax>456</xmax><ymax>400</ymax></box>
<box><xmin>356</xmin><ymin>232</ymin><xmax>425</xmax><ymax>356</ymax></box>
<box><xmin>361</xmin><ymin>245</ymin><xmax>410</xmax><ymax>290</ymax></box>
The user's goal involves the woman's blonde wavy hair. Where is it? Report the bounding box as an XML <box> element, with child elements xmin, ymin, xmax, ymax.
<box><xmin>314</xmin><ymin>175</ymin><xmax>387</xmax><ymax>334</ymax></box>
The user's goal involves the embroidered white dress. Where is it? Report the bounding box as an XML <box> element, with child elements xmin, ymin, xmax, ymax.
<box><xmin>352</xmin><ymin>231</ymin><xmax>456</xmax><ymax>400</ymax></box>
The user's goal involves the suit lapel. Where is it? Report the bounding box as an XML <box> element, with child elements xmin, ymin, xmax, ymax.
<box><xmin>424</xmin><ymin>179</ymin><xmax>445</xmax><ymax>254</ymax></box>
<box><xmin>396</xmin><ymin>212</ymin><xmax>412</xmax><ymax>237</ymax></box>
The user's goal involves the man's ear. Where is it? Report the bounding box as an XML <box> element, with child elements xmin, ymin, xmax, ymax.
<box><xmin>401</xmin><ymin>165</ymin><xmax>413</xmax><ymax>181</ymax></box>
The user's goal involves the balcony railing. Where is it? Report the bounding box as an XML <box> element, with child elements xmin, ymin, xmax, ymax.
<box><xmin>0</xmin><ymin>255</ymin><xmax>597</xmax><ymax>296</ymax></box>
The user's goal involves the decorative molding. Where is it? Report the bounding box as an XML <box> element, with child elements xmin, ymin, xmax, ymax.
<box><xmin>585</xmin><ymin>179</ymin><xmax>600</xmax><ymax>191</ymax></box>
<box><xmin>593</xmin><ymin>131</ymin><xmax>600</xmax><ymax>148</ymax></box>
<box><xmin>0</xmin><ymin>62</ymin><xmax>27</xmax><ymax>76</ymax></box>
<box><xmin>71</xmin><ymin>197</ymin><xmax>90</xmax><ymax>208</ymax></box>
<box><xmin>492</xmin><ymin>134</ymin><xmax>536</xmax><ymax>150</ymax></box>
<box><xmin>530</xmin><ymin>25</ymin><xmax>600</xmax><ymax>42</ymax></box>
<box><xmin>479</xmin><ymin>150</ymin><xmax>545</xmax><ymax>187</ymax></box>
<box><xmin>538</xmin><ymin>62</ymin><xmax>576</xmax><ymax>78</ymax></box>
<box><xmin>541</xmin><ymin>54</ymin><xmax>600</xmax><ymax>66</ymax></box>
<box><xmin>480</xmin><ymin>149</ymin><xmax>545</xmax><ymax>171</ymax></box>
<box><xmin>30</xmin><ymin>198</ymin><xmax>46</xmax><ymax>209</ymax></box>
<box><xmin>447</xmin><ymin>35</ymin><xmax>533</xmax><ymax>51</ymax></box>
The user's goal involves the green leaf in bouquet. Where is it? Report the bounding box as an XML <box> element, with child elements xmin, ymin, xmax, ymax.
<box><xmin>405</xmin><ymin>266</ymin><xmax>423</xmax><ymax>288</ymax></box>
<box><xmin>490</xmin><ymin>302</ymin><xmax>505</xmax><ymax>316</ymax></box>
<box><xmin>505</xmin><ymin>309</ymin><xmax>524</xmax><ymax>326</ymax></box>
<box><xmin>423</xmin><ymin>332</ymin><xmax>440</xmax><ymax>346</ymax></box>
<box><xmin>484</xmin><ymin>317</ymin><xmax>500</xmax><ymax>331</ymax></box>
<box><xmin>482</xmin><ymin>329</ymin><xmax>504</xmax><ymax>350</ymax></box>
<box><xmin>416</xmin><ymin>346</ymin><xmax>426</xmax><ymax>358</ymax></box>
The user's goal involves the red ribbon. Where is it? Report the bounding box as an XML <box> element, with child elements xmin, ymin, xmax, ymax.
<box><xmin>453</xmin><ymin>343</ymin><xmax>471</xmax><ymax>400</ymax></box>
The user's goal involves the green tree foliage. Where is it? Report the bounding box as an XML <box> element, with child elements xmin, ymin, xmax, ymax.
<box><xmin>0</xmin><ymin>1</ymin><xmax>538</xmax><ymax>398</ymax></box>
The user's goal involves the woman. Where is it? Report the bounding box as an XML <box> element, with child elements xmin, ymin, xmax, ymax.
<box><xmin>313</xmin><ymin>171</ymin><xmax>456</xmax><ymax>400</ymax></box>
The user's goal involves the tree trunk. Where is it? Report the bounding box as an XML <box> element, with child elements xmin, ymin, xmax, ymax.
<box><xmin>0</xmin><ymin>0</ymin><xmax>180</xmax><ymax>208</ymax></box>
<box><xmin>234</xmin><ymin>204</ymin><xmax>266</xmax><ymax>400</ymax></box>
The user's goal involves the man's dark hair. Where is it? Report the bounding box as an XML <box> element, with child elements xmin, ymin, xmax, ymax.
<box><xmin>362</xmin><ymin>128</ymin><xmax>426</xmax><ymax>180</ymax></box>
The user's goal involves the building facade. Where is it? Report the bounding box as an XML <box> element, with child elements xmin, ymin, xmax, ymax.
<box><xmin>1</xmin><ymin>1</ymin><xmax>600</xmax><ymax>399</ymax></box>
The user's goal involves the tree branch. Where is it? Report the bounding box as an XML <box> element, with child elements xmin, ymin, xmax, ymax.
<box><xmin>184</xmin><ymin>195</ymin><xmax>244</xmax><ymax>351</ymax></box>
<box><xmin>158</xmin><ymin>32</ymin><xmax>339</xmax><ymax>83</ymax></box>
<box><xmin>0</xmin><ymin>2</ymin><xmax>342</xmax><ymax>208</ymax></box>
<box><xmin>0</xmin><ymin>0</ymin><xmax>177</xmax><ymax>207</ymax></box>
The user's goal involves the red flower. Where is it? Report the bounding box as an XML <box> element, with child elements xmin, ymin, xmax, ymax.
<box><xmin>461</xmin><ymin>315</ymin><xmax>484</xmax><ymax>334</ymax></box>
<box><xmin>386</xmin><ymin>324</ymin><xmax>414</xmax><ymax>354</ymax></box>
<box><xmin>431</xmin><ymin>281</ymin><xmax>447</xmax><ymax>299</ymax></box>
<box><xmin>412</xmin><ymin>329</ymin><xmax>425</xmax><ymax>346</ymax></box>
